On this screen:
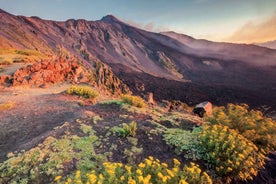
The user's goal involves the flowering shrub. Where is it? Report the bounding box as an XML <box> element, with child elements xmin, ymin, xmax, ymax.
<box><xmin>206</xmin><ymin>103</ymin><xmax>276</xmax><ymax>153</ymax></box>
<box><xmin>66</xmin><ymin>85</ymin><xmax>98</xmax><ymax>99</ymax></box>
<box><xmin>57</xmin><ymin>156</ymin><xmax>212</xmax><ymax>184</ymax></box>
<box><xmin>198</xmin><ymin>124</ymin><xmax>265</xmax><ymax>181</ymax></box>
<box><xmin>121</xmin><ymin>94</ymin><xmax>146</xmax><ymax>108</ymax></box>
<box><xmin>0</xmin><ymin>124</ymin><xmax>99</xmax><ymax>184</ymax></box>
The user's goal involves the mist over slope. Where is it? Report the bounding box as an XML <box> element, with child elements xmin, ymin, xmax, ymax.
<box><xmin>1</xmin><ymin>9</ymin><xmax>276</xmax><ymax>109</ymax></box>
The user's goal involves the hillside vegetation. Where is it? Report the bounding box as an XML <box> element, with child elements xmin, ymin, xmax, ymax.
<box><xmin>0</xmin><ymin>88</ymin><xmax>275</xmax><ymax>183</ymax></box>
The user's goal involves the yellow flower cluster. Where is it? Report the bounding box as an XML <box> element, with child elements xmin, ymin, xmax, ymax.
<box><xmin>54</xmin><ymin>156</ymin><xmax>212</xmax><ymax>184</ymax></box>
<box><xmin>199</xmin><ymin>124</ymin><xmax>265</xmax><ymax>181</ymax></box>
<box><xmin>66</xmin><ymin>85</ymin><xmax>99</xmax><ymax>99</ymax></box>
<box><xmin>183</xmin><ymin>162</ymin><xmax>212</xmax><ymax>184</ymax></box>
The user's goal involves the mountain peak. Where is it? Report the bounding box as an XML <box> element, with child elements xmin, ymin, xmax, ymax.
<box><xmin>0</xmin><ymin>8</ymin><xmax>9</xmax><ymax>14</ymax></box>
<box><xmin>101</xmin><ymin>14</ymin><xmax>121</xmax><ymax>23</ymax></box>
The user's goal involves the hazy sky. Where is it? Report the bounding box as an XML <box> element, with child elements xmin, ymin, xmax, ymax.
<box><xmin>1</xmin><ymin>0</ymin><xmax>276</xmax><ymax>43</ymax></box>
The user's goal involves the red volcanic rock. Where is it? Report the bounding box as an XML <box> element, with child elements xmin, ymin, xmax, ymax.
<box><xmin>0</xmin><ymin>75</ymin><xmax>12</xmax><ymax>85</ymax></box>
<box><xmin>12</xmin><ymin>57</ymin><xmax>86</xmax><ymax>87</ymax></box>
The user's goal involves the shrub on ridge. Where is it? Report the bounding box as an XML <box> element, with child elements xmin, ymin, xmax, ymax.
<box><xmin>66</xmin><ymin>85</ymin><xmax>98</xmax><ymax>99</ymax></box>
<box><xmin>121</xmin><ymin>94</ymin><xmax>146</xmax><ymax>108</ymax></box>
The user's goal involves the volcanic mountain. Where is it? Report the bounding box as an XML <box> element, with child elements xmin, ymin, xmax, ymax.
<box><xmin>1</xmin><ymin>9</ymin><xmax>276</xmax><ymax>110</ymax></box>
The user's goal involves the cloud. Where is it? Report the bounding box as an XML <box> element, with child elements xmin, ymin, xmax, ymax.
<box><xmin>226</xmin><ymin>13</ymin><xmax>276</xmax><ymax>43</ymax></box>
<box><xmin>124</xmin><ymin>19</ymin><xmax>143</xmax><ymax>29</ymax></box>
<box><xmin>144</xmin><ymin>23</ymin><xmax>154</xmax><ymax>31</ymax></box>
<box><xmin>124</xmin><ymin>19</ymin><xmax>170</xmax><ymax>33</ymax></box>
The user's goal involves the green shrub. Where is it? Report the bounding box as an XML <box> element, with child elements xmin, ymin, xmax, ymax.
<box><xmin>163</xmin><ymin>128</ymin><xmax>203</xmax><ymax>160</ymax></box>
<box><xmin>99</xmin><ymin>100</ymin><xmax>124</xmax><ymax>106</ymax></box>
<box><xmin>198</xmin><ymin>124</ymin><xmax>265</xmax><ymax>181</ymax></box>
<box><xmin>57</xmin><ymin>156</ymin><xmax>212</xmax><ymax>184</ymax></box>
<box><xmin>66</xmin><ymin>85</ymin><xmax>98</xmax><ymax>99</ymax></box>
<box><xmin>121</xmin><ymin>94</ymin><xmax>146</xmax><ymax>108</ymax></box>
<box><xmin>206</xmin><ymin>103</ymin><xmax>276</xmax><ymax>153</ymax></box>
<box><xmin>114</xmin><ymin>121</ymin><xmax>137</xmax><ymax>137</ymax></box>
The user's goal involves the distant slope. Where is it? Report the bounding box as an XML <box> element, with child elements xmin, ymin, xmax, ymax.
<box><xmin>257</xmin><ymin>40</ymin><xmax>276</xmax><ymax>50</ymax></box>
<box><xmin>0</xmin><ymin>9</ymin><xmax>276</xmax><ymax>109</ymax></box>
<box><xmin>161</xmin><ymin>31</ymin><xmax>276</xmax><ymax>66</ymax></box>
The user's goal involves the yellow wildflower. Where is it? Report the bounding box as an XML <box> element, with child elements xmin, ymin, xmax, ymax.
<box><xmin>144</xmin><ymin>174</ymin><xmax>151</xmax><ymax>183</ymax></box>
<box><xmin>157</xmin><ymin>172</ymin><xmax>164</xmax><ymax>179</ymax></box>
<box><xmin>148</xmin><ymin>156</ymin><xmax>154</xmax><ymax>161</ymax></box>
<box><xmin>145</xmin><ymin>159</ymin><xmax>152</xmax><ymax>166</ymax></box>
<box><xmin>125</xmin><ymin>165</ymin><xmax>132</xmax><ymax>174</ymax></box>
<box><xmin>194</xmin><ymin>167</ymin><xmax>201</xmax><ymax>173</ymax></box>
<box><xmin>65</xmin><ymin>178</ymin><xmax>72</xmax><ymax>184</ymax></box>
<box><xmin>161</xmin><ymin>163</ymin><xmax>168</xmax><ymax>168</ymax></box>
<box><xmin>162</xmin><ymin>176</ymin><xmax>168</xmax><ymax>183</ymax></box>
<box><xmin>138</xmin><ymin>176</ymin><xmax>144</xmax><ymax>183</ymax></box>
<box><xmin>87</xmin><ymin>173</ymin><xmax>97</xmax><ymax>184</ymax></box>
<box><xmin>238</xmin><ymin>154</ymin><xmax>245</xmax><ymax>159</ymax></box>
<box><xmin>172</xmin><ymin>167</ymin><xmax>179</xmax><ymax>173</ymax></box>
<box><xmin>120</xmin><ymin>176</ymin><xmax>125</xmax><ymax>181</ymax></box>
<box><xmin>99</xmin><ymin>174</ymin><xmax>104</xmax><ymax>180</ymax></box>
<box><xmin>227</xmin><ymin>159</ymin><xmax>233</xmax><ymax>165</ymax></box>
<box><xmin>76</xmin><ymin>170</ymin><xmax>81</xmax><ymax>177</ymax></box>
<box><xmin>54</xmin><ymin>175</ymin><xmax>62</xmax><ymax>181</ymax></box>
<box><xmin>166</xmin><ymin>169</ymin><xmax>175</xmax><ymax>177</ymax></box>
<box><xmin>173</xmin><ymin>158</ymin><xmax>181</xmax><ymax>166</ymax></box>
<box><xmin>138</xmin><ymin>163</ymin><xmax>146</xmax><ymax>168</ymax></box>
<box><xmin>227</xmin><ymin>167</ymin><xmax>233</xmax><ymax>172</ymax></box>
<box><xmin>179</xmin><ymin>179</ymin><xmax>188</xmax><ymax>184</ymax></box>
<box><xmin>136</xmin><ymin>169</ymin><xmax>143</xmax><ymax>175</ymax></box>
<box><xmin>128</xmin><ymin>177</ymin><xmax>136</xmax><ymax>184</ymax></box>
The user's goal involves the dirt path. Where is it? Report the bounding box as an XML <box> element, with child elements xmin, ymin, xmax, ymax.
<box><xmin>0</xmin><ymin>83</ymin><xmax>84</xmax><ymax>162</ymax></box>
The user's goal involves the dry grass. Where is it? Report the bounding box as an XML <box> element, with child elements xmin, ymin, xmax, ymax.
<box><xmin>66</xmin><ymin>85</ymin><xmax>99</xmax><ymax>99</ymax></box>
<box><xmin>0</xmin><ymin>102</ymin><xmax>15</xmax><ymax>110</ymax></box>
<box><xmin>121</xmin><ymin>94</ymin><xmax>146</xmax><ymax>108</ymax></box>
<box><xmin>0</xmin><ymin>49</ymin><xmax>45</xmax><ymax>65</ymax></box>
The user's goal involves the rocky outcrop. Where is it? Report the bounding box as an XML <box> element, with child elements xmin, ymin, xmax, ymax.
<box><xmin>94</xmin><ymin>62</ymin><xmax>130</xmax><ymax>95</ymax></box>
<box><xmin>12</xmin><ymin>57</ymin><xmax>87</xmax><ymax>87</ymax></box>
<box><xmin>1</xmin><ymin>56</ymin><xmax>130</xmax><ymax>95</ymax></box>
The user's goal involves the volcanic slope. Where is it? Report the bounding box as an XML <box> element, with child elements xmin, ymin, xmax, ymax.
<box><xmin>1</xmin><ymin>9</ymin><xmax>276</xmax><ymax>109</ymax></box>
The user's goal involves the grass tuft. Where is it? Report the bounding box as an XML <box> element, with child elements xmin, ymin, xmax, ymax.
<box><xmin>121</xmin><ymin>94</ymin><xmax>146</xmax><ymax>108</ymax></box>
<box><xmin>66</xmin><ymin>85</ymin><xmax>98</xmax><ymax>99</ymax></box>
